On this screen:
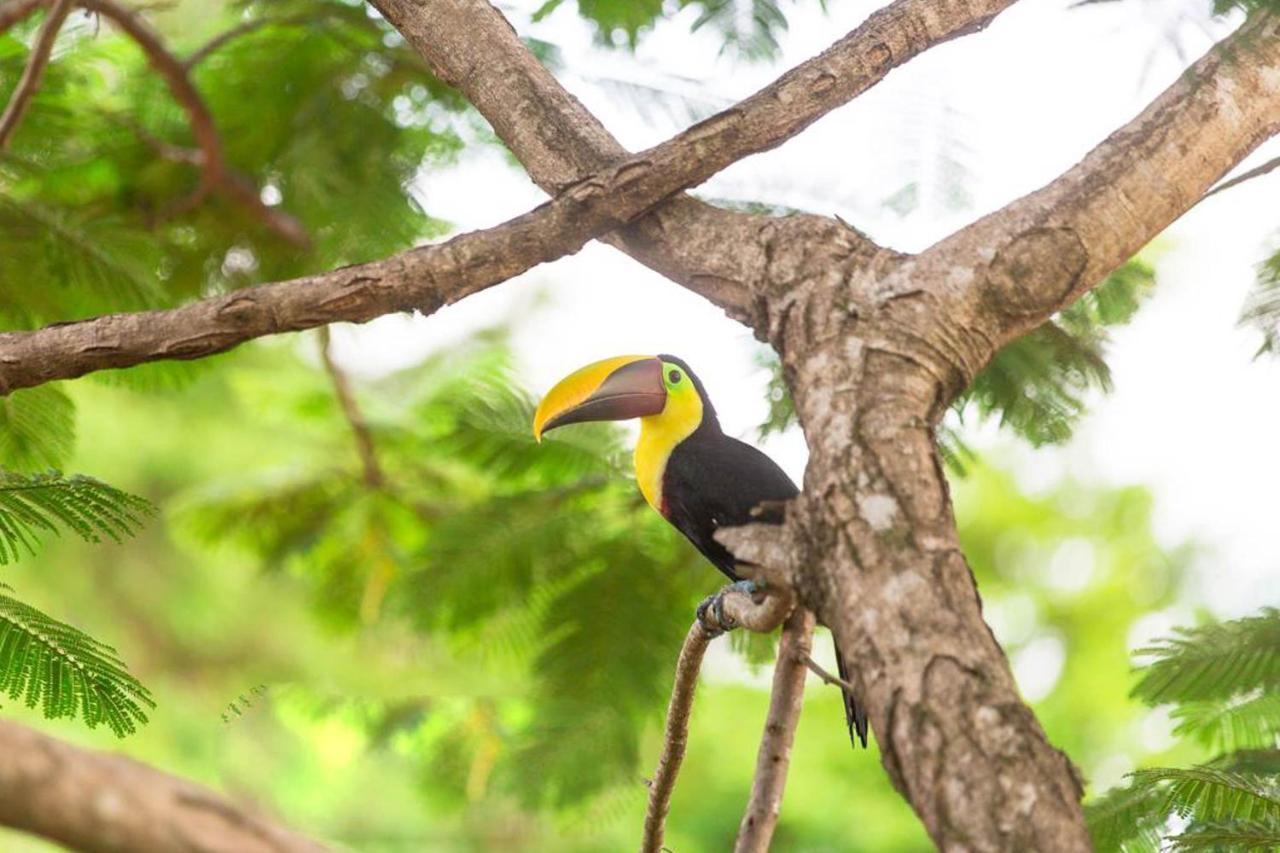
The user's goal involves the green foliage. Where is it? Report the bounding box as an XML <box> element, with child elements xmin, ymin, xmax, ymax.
<box><xmin>0</xmin><ymin>470</ymin><xmax>154</xmax><ymax>736</ymax></box>
<box><xmin>1088</xmin><ymin>609</ymin><xmax>1280</xmax><ymax>853</ymax></box>
<box><xmin>1131</xmin><ymin>609</ymin><xmax>1280</xmax><ymax>705</ymax></box>
<box><xmin>174</xmin><ymin>337</ymin><xmax>713</xmax><ymax>806</ymax></box>
<box><xmin>1086</xmin><ymin>782</ymin><xmax>1168</xmax><ymax>853</ymax></box>
<box><xmin>534</xmin><ymin>0</ymin><xmax>822</xmax><ymax>59</ymax></box>
<box><xmin>1241</xmin><ymin>247</ymin><xmax>1280</xmax><ymax>357</ymax></box>
<box><xmin>0</xmin><ymin>470</ymin><xmax>153</xmax><ymax>565</ymax></box>
<box><xmin>1131</xmin><ymin>766</ymin><xmax>1280</xmax><ymax>823</ymax></box>
<box><xmin>0</xmin><ymin>583</ymin><xmax>154</xmax><ymax>736</ymax></box>
<box><xmin>0</xmin><ymin>384</ymin><xmax>75</xmax><ymax>472</ymax></box>
<box><xmin>0</xmin><ymin>0</ymin><xmax>465</xmax><ymax>331</ymax></box>
<box><xmin>958</xmin><ymin>258</ymin><xmax>1155</xmax><ymax>447</ymax></box>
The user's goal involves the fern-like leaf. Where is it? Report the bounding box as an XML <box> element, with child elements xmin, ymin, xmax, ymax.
<box><xmin>1242</xmin><ymin>247</ymin><xmax>1280</xmax><ymax>357</ymax></box>
<box><xmin>1170</xmin><ymin>818</ymin><xmax>1280</xmax><ymax>851</ymax></box>
<box><xmin>0</xmin><ymin>584</ymin><xmax>154</xmax><ymax>736</ymax></box>
<box><xmin>1130</xmin><ymin>767</ymin><xmax>1280</xmax><ymax>824</ymax></box>
<box><xmin>0</xmin><ymin>385</ymin><xmax>75</xmax><ymax>472</ymax></box>
<box><xmin>1173</xmin><ymin>691</ymin><xmax>1280</xmax><ymax>752</ymax></box>
<box><xmin>0</xmin><ymin>471</ymin><xmax>154</xmax><ymax>564</ymax></box>
<box><xmin>1132</xmin><ymin>609</ymin><xmax>1280</xmax><ymax>704</ymax></box>
<box><xmin>1086</xmin><ymin>780</ymin><xmax>1167</xmax><ymax>853</ymax></box>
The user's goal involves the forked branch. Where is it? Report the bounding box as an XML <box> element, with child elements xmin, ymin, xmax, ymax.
<box><xmin>641</xmin><ymin>582</ymin><xmax>798</xmax><ymax>853</ymax></box>
<box><xmin>0</xmin><ymin>0</ymin><xmax>71</xmax><ymax>152</ymax></box>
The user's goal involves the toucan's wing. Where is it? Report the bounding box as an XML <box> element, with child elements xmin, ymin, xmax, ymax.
<box><xmin>662</xmin><ymin>434</ymin><xmax>798</xmax><ymax>578</ymax></box>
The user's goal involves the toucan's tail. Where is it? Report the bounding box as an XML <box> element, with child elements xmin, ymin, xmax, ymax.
<box><xmin>835</xmin><ymin>643</ymin><xmax>869</xmax><ymax>748</ymax></box>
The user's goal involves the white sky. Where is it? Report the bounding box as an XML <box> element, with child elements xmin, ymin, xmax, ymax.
<box><xmin>331</xmin><ymin>0</ymin><xmax>1280</xmax><ymax>622</ymax></box>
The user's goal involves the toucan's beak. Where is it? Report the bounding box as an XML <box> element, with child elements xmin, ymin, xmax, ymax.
<box><xmin>533</xmin><ymin>355</ymin><xmax>666</xmax><ymax>441</ymax></box>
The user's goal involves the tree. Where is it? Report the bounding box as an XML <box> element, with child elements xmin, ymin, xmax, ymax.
<box><xmin>1</xmin><ymin>0</ymin><xmax>1279</xmax><ymax>850</ymax></box>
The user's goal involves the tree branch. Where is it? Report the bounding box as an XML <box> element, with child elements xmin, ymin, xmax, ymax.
<box><xmin>923</xmin><ymin>11</ymin><xmax>1280</xmax><ymax>378</ymax></box>
<box><xmin>735</xmin><ymin>607</ymin><xmax>814</xmax><ymax>853</ymax></box>
<box><xmin>641</xmin><ymin>621</ymin><xmax>711</xmax><ymax>853</ymax></box>
<box><xmin>642</xmin><ymin>582</ymin><xmax>796</xmax><ymax>853</ymax></box>
<box><xmin>0</xmin><ymin>0</ymin><xmax>42</xmax><ymax>35</ymax></box>
<box><xmin>72</xmin><ymin>0</ymin><xmax>308</xmax><ymax>246</ymax></box>
<box><xmin>0</xmin><ymin>720</ymin><xmax>327</xmax><ymax>853</ymax></box>
<box><xmin>0</xmin><ymin>0</ymin><xmax>71</xmax><ymax>153</ymax></box>
<box><xmin>370</xmin><ymin>0</ymin><xmax>1017</xmax><ymax>317</ymax></box>
<box><xmin>0</xmin><ymin>0</ymin><xmax>1010</xmax><ymax>394</ymax></box>
<box><xmin>797</xmin><ymin>650</ymin><xmax>858</xmax><ymax>696</ymax></box>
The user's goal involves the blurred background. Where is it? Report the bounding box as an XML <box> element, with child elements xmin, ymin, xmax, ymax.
<box><xmin>0</xmin><ymin>0</ymin><xmax>1277</xmax><ymax>850</ymax></box>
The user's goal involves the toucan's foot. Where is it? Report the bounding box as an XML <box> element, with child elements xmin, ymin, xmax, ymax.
<box><xmin>696</xmin><ymin>593</ymin><xmax>724</xmax><ymax>636</ymax></box>
<box><xmin>696</xmin><ymin>580</ymin><xmax>761</xmax><ymax>635</ymax></box>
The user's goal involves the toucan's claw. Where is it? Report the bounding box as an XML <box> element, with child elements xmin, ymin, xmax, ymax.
<box><xmin>696</xmin><ymin>580</ymin><xmax>761</xmax><ymax>635</ymax></box>
<box><xmin>696</xmin><ymin>593</ymin><xmax>725</xmax><ymax>636</ymax></box>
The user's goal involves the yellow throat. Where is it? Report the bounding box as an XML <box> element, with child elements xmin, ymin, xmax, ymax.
<box><xmin>634</xmin><ymin>379</ymin><xmax>704</xmax><ymax>512</ymax></box>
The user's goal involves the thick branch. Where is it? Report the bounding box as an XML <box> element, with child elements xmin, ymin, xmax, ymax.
<box><xmin>0</xmin><ymin>720</ymin><xmax>327</xmax><ymax>853</ymax></box>
<box><xmin>735</xmin><ymin>607</ymin><xmax>814</xmax><ymax>853</ymax></box>
<box><xmin>924</xmin><ymin>11</ymin><xmax>1280</xmax><ymax>380</ymax></box>
<box><xmin>370</xmin><ymin>0</ymin><xmax>1016</xmax><ymax>315</ymax></box>
<box><xmin>0</xmin><ymin>0</ymin><xmax>1007</xmax><ymax>393</ymax></box>
<box><xmin>0</xmin><ymin>0</ymin><xmax>70</xmax><ymax>152</ymax></box>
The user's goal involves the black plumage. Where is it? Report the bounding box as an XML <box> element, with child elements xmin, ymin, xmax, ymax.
<box><xmin>656</xmin><ymin>356</ymin><xmax>869</xmax><ymax>748</ymax></box>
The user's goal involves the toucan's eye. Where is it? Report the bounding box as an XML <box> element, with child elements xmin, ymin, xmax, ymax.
<box><xmin>668</xmin><ymin>369</ymin><xmax>682</xmax><ymax>385</ymax></box>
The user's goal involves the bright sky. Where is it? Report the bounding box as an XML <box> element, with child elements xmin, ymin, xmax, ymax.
<box><xmin>331</xmin><ymin>0</ymin><xmax>1280</xmax><ymax>629</ymax></box>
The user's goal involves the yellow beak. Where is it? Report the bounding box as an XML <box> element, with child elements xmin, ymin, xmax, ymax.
<box><xmin>533</xmin><ymin>355</ymin><xmax>667</xmax><ymax>441</ymax></box>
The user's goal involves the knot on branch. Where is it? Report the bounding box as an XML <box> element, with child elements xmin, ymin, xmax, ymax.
<box><xmin>715</xmin><ymin>519</ymin><xmax>799</xmax><ymax>590</ymax></box>
<box><xmin>983</xmin><ymin>226</ymin><xmax>1087</xmax><ymax>318</ymax></box>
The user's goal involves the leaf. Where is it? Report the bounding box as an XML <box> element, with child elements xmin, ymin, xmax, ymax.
<box><xmin>1241</xmin><ymin>247</ymin><xmax>1280</xmax><ymax>358</ymax></box>
<box><xmin>1086</xmin><ymin>780</ymin><xmax>1167</xmax><ymax>853</ymax></box>
<box><xmin>1132</xmin><ymin>609</ymin><xmax>1280</xmax><ymax>705</ymax></box>
<box><xmin>0</xmin><ymin>470</ymin><xmax>153</xmax><ymax>565</ymax></box>
<box><xmin>1172</xmin><ymin>691</ymin><xmax>1280</xmax><ymax>752</ymax></box>
<box><xmin>0</xmin><ymin>583</ymin><xmax>154</xmax><ymax>736</ymax></box>
<box><xmin>0</xmin><ymin>385</ymin><xmax>75</xmax><ymax>472</ymax></box>
<box><xmin>1131</xmin><ymin>767</ymin><xmax>1280</xmax><ymax>824</ymax></box>
<box><xmin>1170</xmin><ymin>818</ymin><xmax>1280</xmax><ymax>851</ymax></box>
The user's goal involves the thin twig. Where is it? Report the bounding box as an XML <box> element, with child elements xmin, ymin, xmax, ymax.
<box><xmin>797</xmin><ymin>651</ymin><xmax>858</xmax><ymax>696</ymax></box>
<box><xmin>641</xmin><ymin>621</ymin><xmax>713</xmax><ymax>853</ymax></box>
<box><xmin>735</xmin><ymin>608</ymin><xmax>815</xmax><ymax>853</ymax></box>
<box><xmin>0</xmin><ymin>0</ymin><xmax>72</xmax><ymax>153</ymax></box>
<box><xmin>1199</xmin><ymin>152</ymin><xmax>1280</xmax><ymax>203</ymax></box>
<box><xmin>317</xmin><ymin>325</ymin><xmax>399</xmax><ymax>623</ymax></box>
<box><xmin>0</xmin><ymin>0</ymin><xmax>42</xmax><ymax>35</ymax></box>
<box><xmin>77</xmin><ymin>0</ymin><xmax>309</xmax><ymax>246</ymax></box>
<box><xmin>317</xmin><ymin>326</ymin><xmax>383</xmax><ymax>489</ymax></box>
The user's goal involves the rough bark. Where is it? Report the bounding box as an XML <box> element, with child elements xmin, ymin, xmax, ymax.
<box><xmin>735</xmin><ymin>607</ymin><xmax>814</xmax><ymax>853</ymax></box>
<box><xmin>0</xmin><ymin>721</ymin><xmax>327</xmax><ymax>853</ymax></box>
<box><xmin>718</xmin><ymin>13</ymin><xmax>1280</xmax><ymax>852</ymax></box>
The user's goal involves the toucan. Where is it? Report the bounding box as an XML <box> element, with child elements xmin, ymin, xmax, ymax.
<box><xmin>533</xmin><ymin>354</ymin><xmax>869</xmax><ymax>748</ymax></box>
